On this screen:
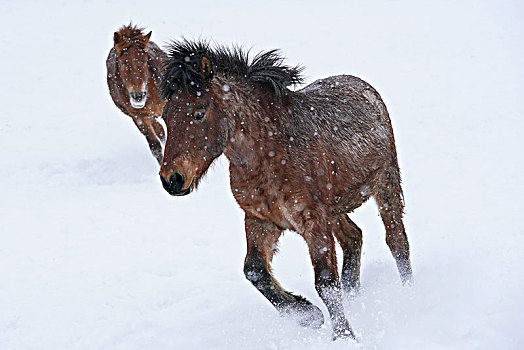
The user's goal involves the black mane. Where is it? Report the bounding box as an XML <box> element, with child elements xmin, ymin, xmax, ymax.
<box><xmin>161</xmin><ymin>39</ymin><xmax>304</xmax><ymax>100</ymax></box>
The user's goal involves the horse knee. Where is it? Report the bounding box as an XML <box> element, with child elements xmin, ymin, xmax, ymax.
<box><xmin>243</xmin><ymin>252</ymin><xmax>269</xmax><ymax>285</ymax></box>
<box><xmin>347</xmin><ymin>234</ymin><xmax>362</xmax><ymax>251</ymax></box>
<box><xmin>243</xmin><ymin>262</ymin><xmax>259</xmax><ymax>285</ymax></box>
<box><xmin>310</xmin><ymin>254</ymin><xmax>342</xmax><ymax>302</ymax></box>
<box><xmin>314</xmin><ymin>269</ymin><xmax>340</xmax><ymax>296</ymax></box>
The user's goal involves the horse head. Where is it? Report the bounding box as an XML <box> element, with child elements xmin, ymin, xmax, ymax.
<box><xmin>113</xmin><ymin>25</ymin><xmax>152</xmax><ymax>109</ymax></box>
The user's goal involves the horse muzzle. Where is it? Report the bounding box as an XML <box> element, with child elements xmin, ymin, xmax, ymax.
<box><xmin>129</xmin><ymin>90</ymin><xmax>147</xmax><ymax>109</ymax></box>
<box><xmin>160</xmin><ymin>172</ymin><xmax>193</xmax><ymax>196</ymax></box>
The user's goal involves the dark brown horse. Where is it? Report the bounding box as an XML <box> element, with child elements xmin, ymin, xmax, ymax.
<box><xmin>159</xmin><ymin>40</ymin><xmax>413</xmax><ymax>340</ymax></box>
<box><xmin>106</xmin><ymin>24</ymin><xmax>167</xmax><ymax>164</ymax></box>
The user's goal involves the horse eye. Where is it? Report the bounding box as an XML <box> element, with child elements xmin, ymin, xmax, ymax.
<box><xmin>194</xmin><ymin>110</ymin><xmax>206</xmax><ymax>120</ymax></box>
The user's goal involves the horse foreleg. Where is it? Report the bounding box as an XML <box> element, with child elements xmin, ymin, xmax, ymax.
<box><xmin>306</xmin><ymin>219</ymin><xmax>355</xmax><ymax>340</ymax></box>
<box><xmin>151</xmin><ymin>117</ymin><xmax>166</xmax><ymax>144</ymax></box>
<box><xmin>243</xmin><ymin>214</ymin><xmax>324</xmax><ymax>328</ymax></box>
<box><xmin>333</xmin><ymin>216</ymin><xmax>363</xmax><ymax>294</ymax></box>
<box><xmin>132</xmin><ymin>116</ymin><xmax>163</xmax><ymax>165</ymax></box>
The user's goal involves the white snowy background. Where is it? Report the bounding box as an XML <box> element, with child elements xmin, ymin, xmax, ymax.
<box><xmin>1</xmin><ymin>0</ymin><xmax>523</xmax><ymax>349</ymax></box>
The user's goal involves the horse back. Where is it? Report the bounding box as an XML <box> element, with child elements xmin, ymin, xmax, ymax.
<box><xmin>286</xmin><ymin>75</ymin><xmax>399</xmax><ymax>191</ymax></box>
<box><xmin>298</xmin><ymin>75</ymin><xmax>389</xmax><ymax>124</ymax></box>
<box><xmin>287</xmin><ymin>75</ymin><xmax>394</xmax><ymax>154</ymax></box>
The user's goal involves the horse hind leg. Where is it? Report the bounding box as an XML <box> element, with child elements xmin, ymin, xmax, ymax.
<box><xmin>243</xmin><ymin>215</ymin><xmax>324</xmax><ymax>328</ymax></box>
<box><xmin>333</xmin><ymin>216</ymin><xmax>363</xmax><ymax>294</ymax></box>
<box><xmin>373</xmin><ymin>168</ymin><xmax>413</xmax><ymax>284</ymax></box>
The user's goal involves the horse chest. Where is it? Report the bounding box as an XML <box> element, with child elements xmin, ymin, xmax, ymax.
<box><xmin>230</xmin><ymin>175</ymin><xmax>306</xmax><ymax>232</ymax></box>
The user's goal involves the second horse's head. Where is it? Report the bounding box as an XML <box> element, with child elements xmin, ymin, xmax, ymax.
<box><xmin>113</xmin><ymin>26</ymin><xmax>152</xmax><ymax>109</ymax></box>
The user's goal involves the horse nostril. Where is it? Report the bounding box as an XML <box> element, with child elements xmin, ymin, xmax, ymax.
<box><xmin>130</xmin><ymin>91</ymin><xmax>146</xmax><ymax>101</ymax></box>
<box><xmin>160</xmin><ymin>175</ymin><xmax>170</xmax><ymax>190</ymax></box>
<box><xmin>160</xmin><ymin>171</ymin><xmax>188</xmax><ymax>196</ymax></box>
<box><xmin>171</xmin><ymin>172</ymin><xmax>185</xmax><ymax>190</ymax></box>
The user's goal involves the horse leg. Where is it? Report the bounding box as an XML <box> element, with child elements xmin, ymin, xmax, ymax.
<box><xmin>132</xmin><ymin>116</ymin><xmax>163</xmax><ymax>165</ymax></box>
<box><xmin>151</xmin><ymin>117</ymin><xmax>166</xmax><ymax>144</ymax></box>
<box><xmin>305</xmin><ymin>219</ymin><xmax>355</xmax><ymax>340</ymax></box>
<box><xmin>243</xmin><ymin>214</ymin><xmax>324</xmax><ymax>328</ymax></box>
<box><xmin>373</xmin><ymin>170</ymin><xmax>413</xmax><ymax>284</ymax></box>
<box><xmin>333</xmin><ymin>216</ymin><xmax>363</xmax><ymax>294</ymax></box>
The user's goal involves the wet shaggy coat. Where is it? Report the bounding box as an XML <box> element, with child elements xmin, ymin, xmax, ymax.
<box><xmin>159</xmin><ymin>40</ymin><xmax>413</xmax><ymax>340</ymax></box>
<box><xmin>106</xmin><ymin>25</ymin><xmax>167</xmax><ymax>164</ymax></box>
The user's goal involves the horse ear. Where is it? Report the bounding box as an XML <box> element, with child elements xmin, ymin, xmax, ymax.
<box><xmin>200</xmin><ymin>56</ymin><xmax>213</xmax><ymax>81</ymax></box>
<box><xmin>113</xmin><ymin>32</ymin><xmax>121</xmax><ymax>45</ymax></box>
<box><xmin>144</xmin><ymin>31</ymin><xmax>152</xmax><ymax>44</ymax></box>
<box><xmin>113</xmin><ymin>32</ymin><xmax>123</xmax><ymax>55</ymax></box>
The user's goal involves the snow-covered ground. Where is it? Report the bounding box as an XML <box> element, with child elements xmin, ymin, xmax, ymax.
<box><xmin>1</xmin><ymin>1</ymin><xmax>523</xmax><ymax>349</ymax></box>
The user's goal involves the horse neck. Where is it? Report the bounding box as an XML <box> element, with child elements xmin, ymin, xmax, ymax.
<box><xmin>145</xmin><ymin>45</ymin><xmax>165</xmax><ymax>102</ymax></box>
<box><xmin>145</xmin><ymin>44</ymin><xmax>159</xmax><ymax>70</ymax></box>
<box><xmin>219</xmin><ymin>79</ymin><xmax>287</xmax><ymax>168</ymax></box>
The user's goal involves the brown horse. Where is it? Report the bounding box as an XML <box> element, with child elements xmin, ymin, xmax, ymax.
<box><xmin>106</xmin><ymin>24</ymin><xmax>167</xmax><ymax>164</ymax></box>
<box><xmin>159</xmin><ymin>40</ymin><xmax>413</xmax><ymax>340</ymax></box>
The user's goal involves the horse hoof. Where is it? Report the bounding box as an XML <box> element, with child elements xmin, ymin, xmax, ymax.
<box><xmin>401</xmin><ymin>274</ymin><xmax>414</xmax><ymax>286</ymax></box>
<box><xmin>332</xmin><ymin>327</ymin><xmax>356</xmax><ymax>341</ymax></box>
<box><xmin>279</xmin><ymin>297</ymin><xmax>325</xmax><ymax>328</ymax></box>
<box><xmin>294</xmin><ymin>303</ymin><xmax>324</xmax><ymax>329</ymax></box>
<box><xmin>332</xmin><ymin>318</ymin><xmax>356</xmax><ymax>341</ymax></box>
<box><xmin>342</xmin><ymin>284</ymin><xmax>361</xmax><ymax>299</ymax></box>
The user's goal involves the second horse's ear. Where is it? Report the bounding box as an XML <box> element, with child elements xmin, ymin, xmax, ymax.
<box><xmin>113</xmin><ymin>32</ymin><xmax>121</xmax><ymax>45</ymax></box>
<box><xmin>113</xmin><ymin>32</ymin><xmax>123</xmax><ymax>55</ymax></box>
<box><xmin>144</xmin><ymin>31</ymin><xmax>152</xmax><ymax>44</ymax></box>
<box><xmin>200</xmin><ymin>56</ymin><xmax>213</xmax><ymax>81</ymax></box>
